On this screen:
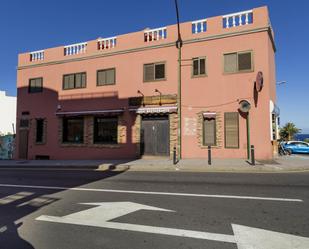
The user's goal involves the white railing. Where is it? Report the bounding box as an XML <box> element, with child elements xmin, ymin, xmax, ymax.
<box><xmin>223</xmin><ymin>10</ymin><xmax>253</xmax><ymax>29</ymax></box>
<box><xmin>97</xmin><ymin>37</ymin><xmax>117</xmax><ymax>50</ymax></box>
<box><xmin>192</xmin><ymin>18</ymin><xmax>207</xmax><ymax>34</ymax></box>
<box><xmin>64</xmin><ymin>42</ymin><xmax>87</xmax><ymax>56</ymax></box>
<box><xmin>144</xmin><ymin>27</ymin><xmax>167</xmax><ymax>42</ymax></box>
<box><xmin>30</xmin><ymin>50</ymin><xmax>44</xmax><ymax>61</ymax></box>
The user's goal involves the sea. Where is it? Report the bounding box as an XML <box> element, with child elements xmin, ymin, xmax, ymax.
<box><xmin>295</xmin><ymin>134</ymin><xmax>309</xmax><ymax>141</ymax></box>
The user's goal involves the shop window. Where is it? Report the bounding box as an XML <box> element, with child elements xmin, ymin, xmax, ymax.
<box><xmin>63</xmin><ymin>72</ymin><xmax>86</xmax><ymax>90</ymax></box>
<box><xmin>62</xmin><ymin>117</ymin><xmax>84</xmax><ymax>143</ymax></box>
<box><xmin>203</xmin><ymin>117</ymin><xmax>216</xmax><ymax>146</ymax></box>
<box><xmin>224</xmin><ymin>51</ymin><xmax>253</xmax><ymax>73</ymax></box>
<box><xmin>193</xmin><ymin>57</ymin><xmax>206</xmax><ymax>76</ymax></box>
<box><xmin>144</xmin><ymin>62</ymin><xmax>165</xmax><ymax>82</ymax></box>
<box><xmin>97</xmin><ymin>68</ymin><xmax>116</xmax><ymax>86</ymax></box>
<box><xmin>224</xmin><ymin>112</ymin><xmax>239</xmax><ymax>148</ymax></box>
<box><xmin>36</xmin><ymin>119</ymin><xmax>44</xmax><ymax>143</ymax></box>
<box><xmin>29</xmin><ymin>78</ymin><xmax>43</xmax><ymax>93</ymax></box>
<box><xmin>93</xmin><ymin>117</ymin><xmax>118</xmax><ymax>144</ymax></box>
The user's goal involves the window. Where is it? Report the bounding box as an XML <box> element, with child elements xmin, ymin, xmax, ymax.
<box><xmin>63</xmin><ymin>72</ymin><xmax>86</xmax><ymax>90</ymax></box>
<box><xmin>144</xmin><ymin>63</ymin><xmax>165</xmax><ymax>82</ymax></box>
<box><xmin>224</xmin><ymin>51</ymin><xmax>253</xmax><ymax>73</ymax></box>
<box><xmin>203</xmin><ymin>117</ymin><xmax>216</xmax><ymax>146</ymax></box>
<box><xmin>36</xmin><ymin>119</ymin><xmax>44</xmax><ymax>143</ymax></box>
<box><xmin>29</xmin><ymin>78</ymin><xmax>43</xmax><ymax>93</ymax></box>
<box><xmin>193</xmin><ymin>57</ymin><xmax>206</xmax><ymax>76</ymax></box>
<box><xmin>94</xmin><ymin>117</ymin><xmax>118</xmax><ymax>144</ymax></box>
<box><xmin>224</xmin><ymin>112</ymin><xmax>239</xmax><ymax>148</ymax></box>
<box><xmin>62</xmin><ymin>117</ymin><xmax>84</xmax><ymax>143</ymax></box>
<box><xmin>97</xmin><ymin>68</ymin><xmax>116</xmax><ymax>86</ymax></box>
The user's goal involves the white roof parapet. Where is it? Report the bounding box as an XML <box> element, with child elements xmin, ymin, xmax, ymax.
<box><xmin>222</xmin><ymin>9</ymin><xmax>253</xmax><ymax>18</ymax></box>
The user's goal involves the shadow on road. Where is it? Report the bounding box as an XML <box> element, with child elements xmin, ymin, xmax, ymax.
<box><xmin>0</xmin><ymin>169</ymin><xmax>127</xmax><ymax>248</ymax></box>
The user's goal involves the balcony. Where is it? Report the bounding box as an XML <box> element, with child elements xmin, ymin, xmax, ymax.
<box><xmin>21</xmin><ymin>6</ymin><xmax>270</xmax><ymax>66</ymax></box>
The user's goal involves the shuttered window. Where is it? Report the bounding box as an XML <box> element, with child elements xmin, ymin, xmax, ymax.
<box><xmin>224</xmin><ymin>51</ymin><xmax>253</xmax><ymax>73</ymax></box>
<box><xmin>224</xmin><ymin>112</ymin><xmax>239</xmax><ymax>148</ymax></box>
<box><xmin>193</xmin><ymin>57</ymin><xmax>206</xmax><ymax>76</ymax></box>
<box><xmin>36</xmin><ymin>119</ymin><xmax>44</xmax><ymax>143</ymax></box>
<box><xmin>97</xmin><ymin>68</ymin><xmax>116</xmax><ymax>86</ymax></box>
<box><xmin>203</xmin><ymin>118</ymin><xmax>216</xmax><ymax>146</ymax></box>
<box><xmin>63</xmin><ymin>72</ymin><xmax>86</xmax><ymax>90</ymax></box>
<box><xmin>29</xmin><ymin>78</ymin><xmax>43</xmax><ymax>93</ymax></box>
<box><xmin>144</xmin><ymin>63</ymin><xmax>165</xmax><ymax>82</ymax></box>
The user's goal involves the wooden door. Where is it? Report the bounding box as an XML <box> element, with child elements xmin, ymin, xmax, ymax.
<box><xmin>18</xmin><ymin>129</ymin><xmax>29</xmax><ymax>159</ymax></box>
<box><xmin>141</xmin><ymin>116</ymin><xmax>169</xmax><ymax>156</ymax></box>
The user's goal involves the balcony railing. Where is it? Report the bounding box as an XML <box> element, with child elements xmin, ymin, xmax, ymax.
<box><xmin>64</xmin><ymin>42</ymin><xmax>87</xmax><ymax>56</ymax></box>
<box><xmin>144</xmin><ymin>27</ymin><xmax>167</xmax><ymax>42</ymax></box>
<box><xmin>30</xmin><ymin>50</ymin><xmax>44</xmax><ymax>61</ymax></box>
<box><xmin>192</xmin><ymin>18</ymin><xmax>207</xmax><ymax>34</ymax></box>
<box><xmin>97</xmin><ymin>37</ymin><xmax>117</xmax><ymax>50</ymax></box>
<box><xmin>223</xmin><ymin>10</ymin><xmax>253</xmax><ymax>29</ymax></box>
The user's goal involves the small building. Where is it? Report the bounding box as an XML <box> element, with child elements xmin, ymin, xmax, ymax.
<box><xmin>16</xmin><ymin>6</ymin><xmax>278</xmax><ymax>160</ymax></box>
<box><xmin>0</xmin><ymin>91</ymin><xmax>16</xmax><ymax>135</ymax></box>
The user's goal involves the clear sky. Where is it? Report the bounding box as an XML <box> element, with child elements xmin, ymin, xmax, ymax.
<box><xmin>1</xmin><ymin>0</ymin><xmax>308</xmax><ymax>132</ymax></box>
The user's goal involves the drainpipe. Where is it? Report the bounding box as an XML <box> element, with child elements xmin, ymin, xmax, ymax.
<box><xmin>175</xmin><ymin>0</ymin><xmax>183</xmax><ymax>160</ymax></box>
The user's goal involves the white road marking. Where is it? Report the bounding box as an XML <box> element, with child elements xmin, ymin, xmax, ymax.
<box><xmin>37</xmin><ymin>201</ymin><xmax>309</xmax><ymax>248</ymax></box>
<box><xmin>0</xmin><ymin>183</ymin><xmax>303</xmax><ymax>202</ymax></box>
<box><xmin>0</xmin><ymin>191</ymin><xmax>33</xmax><ymax>205</ymax></box>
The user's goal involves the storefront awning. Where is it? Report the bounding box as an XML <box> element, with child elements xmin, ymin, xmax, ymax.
<box><xmin>55</xmin><ymin>109</ymin><xmax>124</xmax><ymax>116</ymax></box>
<box><xmin>129</xmin><ymin>106</ymin><xmax>177</xmax><ymax>114</ymax></box>
<box><xmin>202</xmin><ymin>112</ymin><xmax>216</xmax><ymax>118</ymax></box>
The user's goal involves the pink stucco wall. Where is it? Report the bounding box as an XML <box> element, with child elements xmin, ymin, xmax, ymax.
<box><xmin>16</xmin><ymin>6</ymin><xmax>277</xmax><ymax>160</ymax></box>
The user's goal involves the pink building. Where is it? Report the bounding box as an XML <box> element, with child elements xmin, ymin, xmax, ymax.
<box><xmin>16</xmin><ymin>6</ymin><xmax>279</xmax><ymax>160</ymax></box>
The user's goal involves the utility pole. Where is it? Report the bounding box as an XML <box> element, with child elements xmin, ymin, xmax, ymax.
<box><xmin>174</xmin><ymin>0</ymin><xmax>183</xmax><ymax>161</ymax></box>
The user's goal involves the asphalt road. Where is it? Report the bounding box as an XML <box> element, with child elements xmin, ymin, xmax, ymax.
<box><xmin>0</xmin><ymin>168</ymin><xmax>308</xmax><ymax>249</ymax></box>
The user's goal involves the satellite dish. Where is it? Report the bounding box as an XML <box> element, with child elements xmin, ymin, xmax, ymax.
<box><xmin>255</xmin><ymin>71</ymin><xmax>264</xmax><ymax>92</ymax></box>
<box><xmin>239</xmin><ymin>100</ymin><xmax>251</xmax><ymax>113</ymax></box>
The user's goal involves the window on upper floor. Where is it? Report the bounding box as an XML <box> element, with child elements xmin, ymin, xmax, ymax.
<box><xmin>97</xmin><ymin>68</ymin><xmax>116</xmax><ymax>86</ymax></box>
<box><xmin>28</xmin><ymin>78</ymin><xmax>43</xmax><ymax>93</ymax></box>
<box><xmin>192</xmin><ymin>57</ymin><xmax>206</xmax><ymax>77</ymax></box>
<box><xmin>143</xmin><ymin>62</ymin><xmax>165</xmax><ymax>82</ymax></box>
<box><xmin>224</xmin><ymin>51</ymin><xmax>253</xmax><ymax>73</ymax></box>
<box><xmin>63</xmin><ymin>72</ymin><xmax>86</xmax><ymax>90</ymax></box>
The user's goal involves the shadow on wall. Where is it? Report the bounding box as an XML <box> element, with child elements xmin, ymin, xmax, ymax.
<box><xmin>16</xmin><ymin>86</ymin><xmax>146</xmax><ymax>160</ymax></box>
<box><xmin>0</xmin><ymin>169</ymin><xmax>126</xmax><ymax>248</ymax></box>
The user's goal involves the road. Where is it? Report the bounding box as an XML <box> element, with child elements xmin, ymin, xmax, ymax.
<box><xmin>0</xmin><ymin>168</ymin><xmax>308</xmax><ymax>249</ymax></box>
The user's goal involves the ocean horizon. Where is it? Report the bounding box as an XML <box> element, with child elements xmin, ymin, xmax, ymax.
<box><xmin>295</xmin><ymin>134</ymin><xmax>309</xmax><ymax>141</ymax></box>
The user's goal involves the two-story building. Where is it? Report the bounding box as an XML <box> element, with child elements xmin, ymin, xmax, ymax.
<box><xmin>16</xmin><ymin>6</ymin><xmax>279</xmax><ymax>160</ymax></box>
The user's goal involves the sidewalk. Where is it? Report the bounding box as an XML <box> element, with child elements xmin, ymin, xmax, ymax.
<box><xmin>0</xmin><ymin>155</ymin><xmax>309</xmax><ymax>173</ymax></box>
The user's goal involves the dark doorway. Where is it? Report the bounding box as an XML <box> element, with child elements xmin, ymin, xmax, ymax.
<box><xmin>141</xmin><ymin>115</ymin><xmax>169</xmax><ymax>156</ymax></box>
<box><xmin>18</xmin><ymin>129</ymin><xmax>29</xmax><ymax>159</ymax></box>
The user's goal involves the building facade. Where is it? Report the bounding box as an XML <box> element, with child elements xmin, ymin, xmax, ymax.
<box><xmin>0</xmin><ymin>91</ymin><xmax>16</xmax><ymax>135</ymax></box>
<box><xmin>16</xmin><ymin>6</ymin><xmax>278</xmax><ymax>160</ymax></box>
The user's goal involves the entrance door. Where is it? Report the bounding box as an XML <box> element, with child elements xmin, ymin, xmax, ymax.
<box><xmin>19</xmin><ymin>129</ymin><xmax>29</xmax><ymax>159</ymax></box>
<box><xmin>141</xmin><ymin>116</ymin><xmax>169</xmax><ymax>156</ymax></box>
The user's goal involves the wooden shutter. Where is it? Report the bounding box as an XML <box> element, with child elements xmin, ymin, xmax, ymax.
<box><xmin>144</xmin><ymin>64</ymin><xmax>154</xmax><ymax>81</ymax></box>
<box><xmin>224</xmin><ymin>53</ymin><xmax>237</xmax><ymax>73</ymax></box>
<box><xmin>238</xmin><ymin>52</ymin><xmax>252</xmax><ymax>71</ymax></box>
<box><xmin>203</xmin><ymin>118</ymin><xmax>216</xmax><ymax>146</ymax></box>
<box><xmin>224</xmin><ymin>112</ymin><xmax>239</xmax><ymax>148</ymax></box>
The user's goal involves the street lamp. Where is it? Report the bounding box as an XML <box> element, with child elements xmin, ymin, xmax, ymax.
<box><xmin>174</xmin><ymin>0</ymin><xmax>182</xmax><ymax>161</ymax></box>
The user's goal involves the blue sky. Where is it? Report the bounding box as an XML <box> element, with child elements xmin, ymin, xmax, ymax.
<box><xmin>1</xmin><ymin>0</ymin><xmax>308</xmax><ymax>132</ymax></box>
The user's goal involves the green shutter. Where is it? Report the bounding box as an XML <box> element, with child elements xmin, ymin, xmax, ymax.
<box><xmin>224</xmin><ymin>112</ymin><xmax>239</xmax><ymax>148</ymax></box>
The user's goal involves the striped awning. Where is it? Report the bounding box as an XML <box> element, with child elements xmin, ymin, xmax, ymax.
<box><xmin>129</xmin><ymin>106</ymin><xmax>177</xmax><ymax>114</ymax></box>
<box><xmin>203</xmin><ymin>112</ymin><xmax>216</xmax><ymax>118</ymax></box>
<box><xmin>55</xmin><ymin>109</ymin><xmax>124</xmax><ymax>116</ymax></box>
